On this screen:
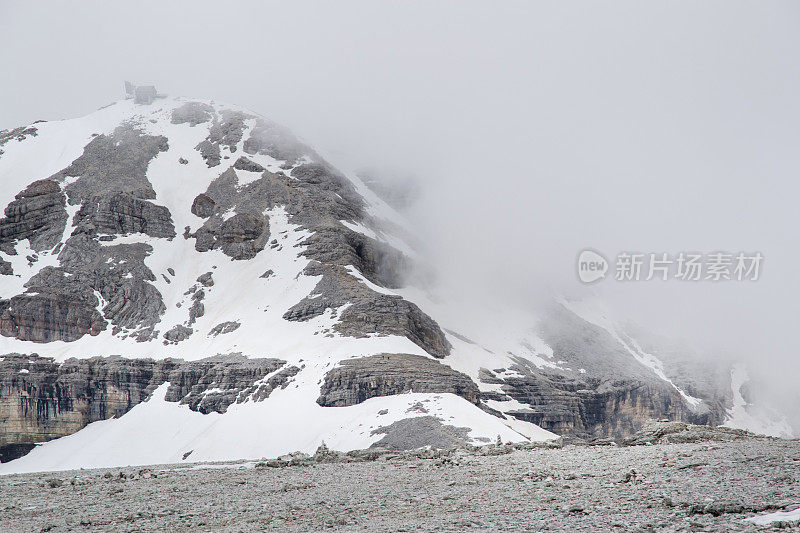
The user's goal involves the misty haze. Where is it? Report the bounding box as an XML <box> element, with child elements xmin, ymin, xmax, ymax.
<box><xmin>0</xmin><ymin>1</ymin><xmax>798</xmax><ymax>531</ymax></box>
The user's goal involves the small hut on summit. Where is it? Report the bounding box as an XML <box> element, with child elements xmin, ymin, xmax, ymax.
<box><xmin>124</xmin><ymin>81</ymin><xmax>158</xmax><ymax>104</ymax></box>
<box><xmin>134</xmin><ymin>85</ymin><xmax>157</xmax><ymax>105</ymax></box>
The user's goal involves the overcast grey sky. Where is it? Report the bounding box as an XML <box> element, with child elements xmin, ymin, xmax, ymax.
<box><xmin>2</xmin><ymin>1</ymin><xmax>799</xmax><ymax>406</ymax></box>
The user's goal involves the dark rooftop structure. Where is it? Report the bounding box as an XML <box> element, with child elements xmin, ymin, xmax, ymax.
<box><xmin>124</xmin><ymin>81</ymin><xmax>158</xmax><ymax>105</ymax></box>
<box><xmin>134</xmin><ymin>85</ymin><xmax>157</xmax><ymax>105</ymax></box>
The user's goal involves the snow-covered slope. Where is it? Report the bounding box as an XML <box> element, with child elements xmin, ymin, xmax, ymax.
<box><xmin>722</xmin><ymin>364</ymin><xmax>793</xmax><ymax>438</ymax></box>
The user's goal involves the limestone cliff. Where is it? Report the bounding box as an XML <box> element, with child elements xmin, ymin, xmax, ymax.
<box><xmin>0</xmin><ymin>353</ymin><xmax>298</xmax><ymax>462</ymax></box>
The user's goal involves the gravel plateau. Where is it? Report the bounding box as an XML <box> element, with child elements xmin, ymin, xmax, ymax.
<box><xmin>1</xmin><ymin>425</ymin><xmax>798</xmax><ymax>532</ymax></box>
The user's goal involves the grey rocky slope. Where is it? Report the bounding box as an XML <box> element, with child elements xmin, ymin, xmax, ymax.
<box><xmin>477</xmin><ymin>303</ymin><xmax>730</xmax><ymax>440</ymax></box>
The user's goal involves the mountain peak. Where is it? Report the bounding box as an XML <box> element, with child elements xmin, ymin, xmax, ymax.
<box><xmin>0</xmin><ymin>97</ymin><xmax>789</xmax><ymax>472</ymax></box>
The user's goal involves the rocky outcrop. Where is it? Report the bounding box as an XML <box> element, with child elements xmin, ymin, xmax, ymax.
<box><xmin>480</xmin><ymin>304</ymin><xmax>728</xmax><ymax>439</ymax></box>
<box><xmin>370</xmin><ymin>416</ymin><xmax>472</xmax><ymax>450</ymax></box>
<box><xmin>72</xmin><ymin>192</ymin><xmax>175</xmax><ymax>238</ymax></box>
<box><xmin>46</xmin><ymin>236</ymin><xmax>165</xmax><ymax>333</ymax></box>
<box><xmin>209</xmin><ymin>321</ymin><xmax>240</xmax><ymax>336</ymax></box>
<box><xmin>288</xmin><ymin>164</ymin><xmax>366</xmax><ymax>223</ymax></box>
<box><xmin>0</xmin><ymin>293</ymin><xmax>106</xmax><ymax>343</ymax></box>
<box><xmin>57</xmin><ymin>125</ymin><xmax>168</xmax><ymax>204</ymax></box>
<box><xmin>243</xmin><ymin>117</ymin><xmax>311</xmax><ymax>165</ymax></box>
<box><xmin>301</xmin><ymin>224</ymin><xmax>408</xmax><ymax>288</ymax></box>
<box><xmin>40</xmin><ymin>123</ymin><xmax>176</xmax><ymax>241</ymax></box>
<box><xmin>0</xmin><ymin>126</ymin><xmax>177</xmax><ymax>343</ymax></box>
<box><xmin>0</xmin><ymin>353</ymin><xmax>298</xmax><ymax>461</ymax></box>
<box><xmin>622</xmin><ymin>419</ymin><xmax>753</xmax><ymax>445</ymax></box>
<box><xmin>0</xmin><ymin>233</ymin><xmax>166</xmax><ymax>342</ymax></box>
<box><xmin>194</xmin><ymin>110</ymin><xmax>250</xmax><ymax>167</ymax></box>
<box><xmin>285</xmin><ymin>264</ymin><xmax>451</xmax><ymax>358</ymax></box>
<box><xmin>171</xmin><ymin>101</ymin><xmax>214</xmax><ymax>126</ymax></box>
<box><xmin>196</xmin><ymin>272</ymin><xmax>214</xmax><ymax>287</ymax></box>
<box><xmin>317</xmin><ymin>353</ymin><xmax>478</xmax><ymax>407</ymax></box>
<box><xmin>163</xmin><ymin>324</ymin><xmax>193</xmax><ymax>344</ymax></box>
<box><xmin>195</xmin><ymin>140</ymin><xmax>221</xmax><ymax>167</ymax></box>
<box><xmin>0</xmin><ymin>125</ymin><xmax>38</xmax><ymax>157</ymax></box>
<box><xmin>0</xmin><ymin>179</ymin><xmax>67</xmax><ymax>252</ymax></box>
<box><xmin>50</xmin><ymin>125</ymin><xmax>175</xmax><ymax>241</ymax></box>
<box><xmin>171</xmin><ymin>358</ymin><xmax>300</xmax><ymax>414</ymax></box>
<box><xmin>194</xmin><ymin>210</ymin><xmax>270</xmax><ymax>260</ymax></box>
<box><xmin>233</xmin><ymin>156</ymin><xmax>265</xmax><ymax>173</ymax></box>
<box><xmin>188</xmin><ymin>157</ymin><xmax>375</xmax><ymax>269</ymax></box>
<box><xmin>490</xmin><ymin>365</ymin><xmax>710</xmax><ymax>440</ymax></box>
<box><xmin>187</xmin><ymin>289</ymin><xmax>205</xmax><ymax>326</ymax></box>
<box><xmin>191</xmin><ymin>193</ymin><xmax>216</xmax><ymax>218</ymax></box>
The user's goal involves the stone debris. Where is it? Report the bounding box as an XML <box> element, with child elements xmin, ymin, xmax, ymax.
<box><xmin>0</xmin><ymin>436</ymin><xmax>796</xmax><ymax>532</ymax></box>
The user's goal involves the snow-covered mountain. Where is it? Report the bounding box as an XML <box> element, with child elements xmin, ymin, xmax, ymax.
<box><xmin>0</xmin><ymin>95</ymin><xmax>789</xmax><ymax>473</ymax></box>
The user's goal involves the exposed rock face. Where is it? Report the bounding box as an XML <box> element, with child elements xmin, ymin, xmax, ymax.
<box><xmin>0</xmin><ymin>125</ymin><xmax>175</xmax><ymax>343</ymax></box>
<box><xmin>32</xmin><ymin>236</ymin><xmax>165</xmax><ymax>336</ymax></box>
<box><xmin>171</xmin><ymin>358</ymin><xmax>300</xmax><ymax>414</ymax></box>
<box><xmin>0</xmin><ymin>234</ymin><xmax>166</xmax><ymax>342</ymax></box>
<box><xmin>220</xmin><ymin>212</ymin><xmax>266</xmax><ymax>242</ymax></box>
<box><xmin>191</xmin><ymin>193</ymin><xmax>216</xmax><ymax>218</ymax></box>
<box><xmin>57</xmin><ymin>125</ymin><xmax>168</xmax><ymax>204</ymax></box>
<box><xmin>194</xmin><ymin>210</ymin><xmax>270</xmax><ymax>260</ymax></box>
<box><xmin>56</xmin><ymin>126</ymin><xmax>175</xmax><ymax>241</ymax></box>
<box><xmin>285</xmin><ymin>264</ymin><xmax>451</xmax><ymax>358</ymax></box>
<box><xmin>317</xmin><ymin>353</ymin><xmax>478</xmax><ymax>407</ymax></box>
<box><xmin>195</xmin><ymin>140</ymin><xmax>221</xmax><ymax>167</ymax></box>
<box><xmin>194</xmin><ymin>110</ymin><xmax>251</xmax><ymax>167</ymax></box>
<box><xmin>0</xmin><ymin>353</ymin><xmax>298</xmax><ymax>461</ymax></box>
<box><xmin>0</xmin><ymin>179</ymin><xmax>67</xmax><ymax>252</ymax></box>
<box><xmin>0</xmin><ymin>293</ymin><xmax>106</xmax><ymax>343</ymax></box>
<box><xmin>0</xmin><ymin>354</ymin><xmax>165</xmax><ymax>455</ymax></box>
<box><xmin>288</xmin><ymin>164</ymin><xmax>365</xmax><ymax>223</ymax></box>
<box><xmin>243</xmin><ymin>117</ymin><xmax>311</xmax><ymax>164</ymax></box>
<box><xmin>181</xmin><ymin>156</ymin><xmax>426</xmax><ymax>359</ymax></box>
<box><xmin>489</xmin><ymin>366</ymin><xmax>706</xmax><ymax>440</ymax></box>
<box><xmin>479</xmin><ymin>305</ymin><xmax>727</xmax><ymax>439</ymax></box>
<box><xmin>187</xmin><ymin>289</ymin><xmax>205</xmax><ymax>326</ymax></box>
<box><xmin>209</xmin><ymin>321</ymin><xmax>240</xmax><ymax>336</ymax></box>
<box><xmin>301</xmin><ymin>224</ymin><xmax>408</xmax><ymax>288</ymax></box>
<box><xmin>233</xmin><ymin>156</ymin><xmax>265</xmax><ymax>173</ymax></box>
<box><xmin>163</xmin><ymin>324</ymin><xmax>193</xmax><ymax>344</ymax></box>
<box><xmin>622</xmin><ymin>419</ymin><xmax>753</xmax><ymax>446</ymax></box>
<box><xmin>171</xmin><ymin>101</ymin><xmax>214</xmax><ymax>126</ymax></box>
<box><xmin>72</xmin><ymin>192</ymin><xmax>175</xmax><ymax>238</ymax></box>
<box><xmin>0</xmin><ymin>125</ymin><xmax>38</xmax><ymax>157</ymax></box>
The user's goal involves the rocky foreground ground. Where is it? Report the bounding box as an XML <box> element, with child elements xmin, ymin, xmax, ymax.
<box><xmin>1</xmin><ymin>424</ymin><xmax>798</xmax><ymax>532</ymax></box>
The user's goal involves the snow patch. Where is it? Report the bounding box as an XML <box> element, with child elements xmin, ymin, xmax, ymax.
<box><xmin>744</xmin><ymin>507</ymin><xmax>800</xmax><ymax>526</ymax></box>
<box><xmin>722</xmin><ymin>364</ymin><xmax>793</xmax><ymax>438</ymax></box>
